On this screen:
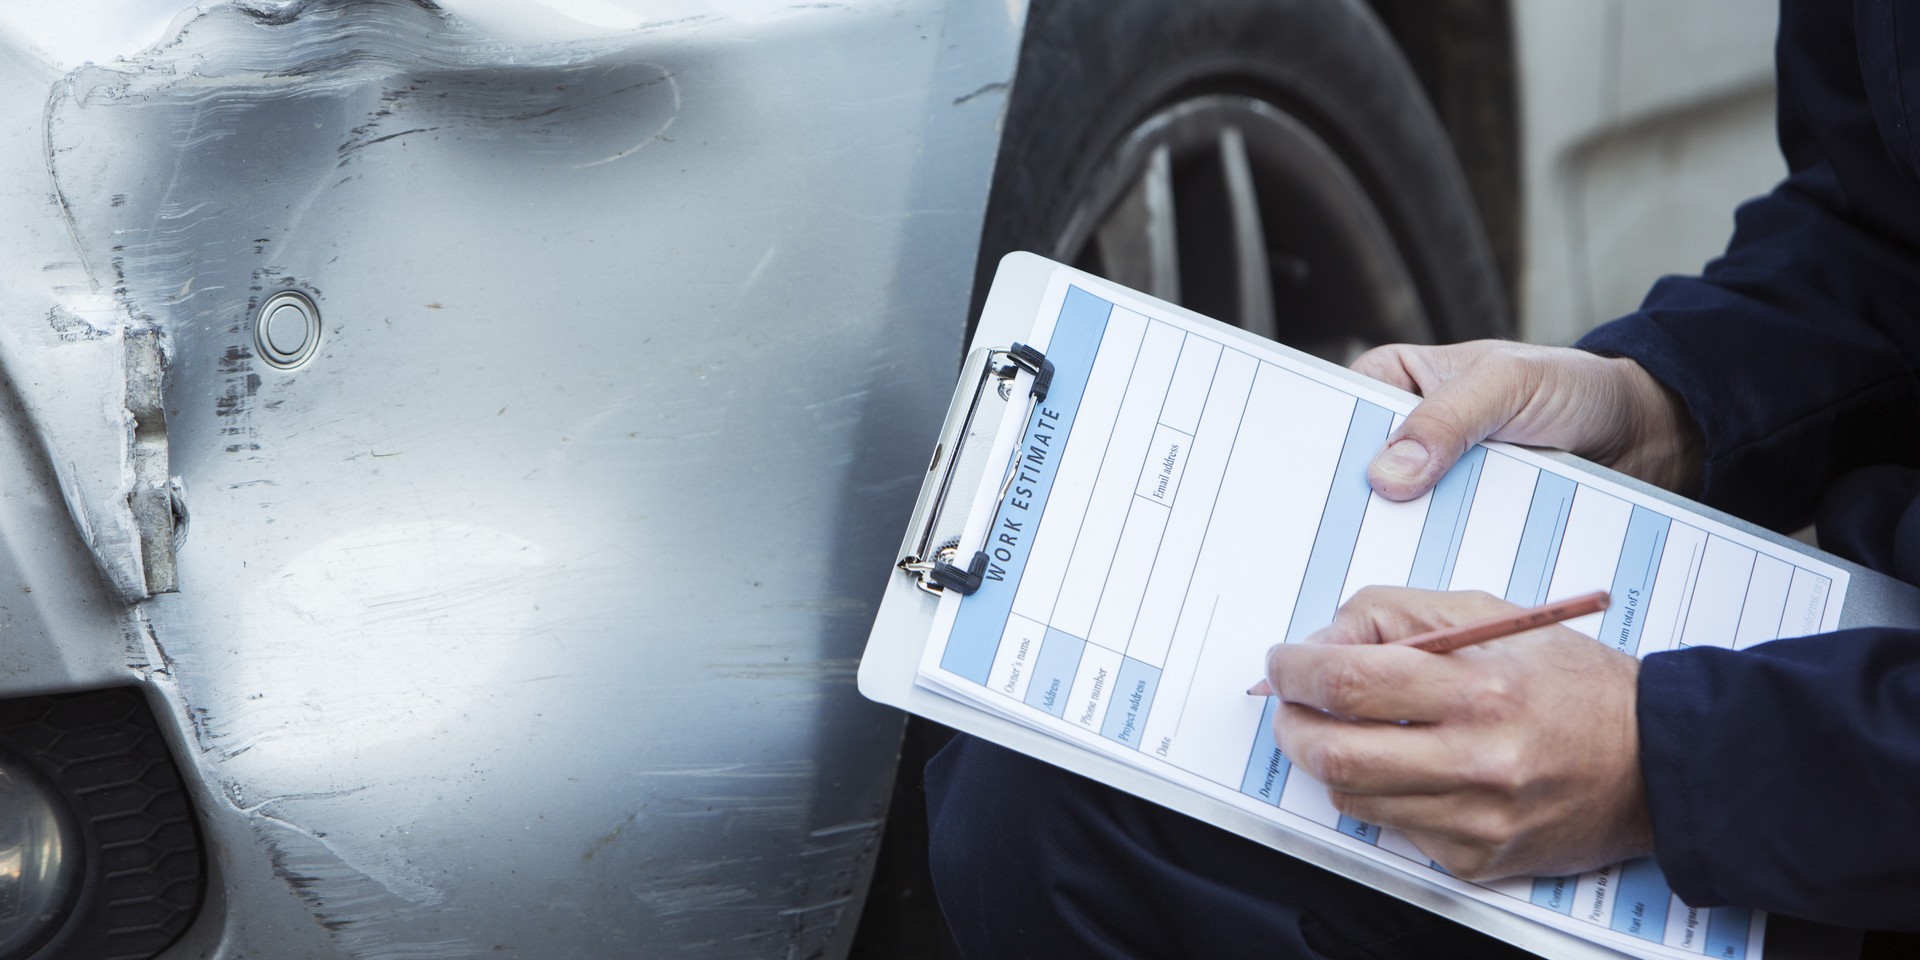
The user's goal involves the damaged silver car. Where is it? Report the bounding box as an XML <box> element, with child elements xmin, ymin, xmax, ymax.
<box><xmin>0</xmin><ymin>0</ymin><xmax>1776</xmax><ymax>957</ymax></box>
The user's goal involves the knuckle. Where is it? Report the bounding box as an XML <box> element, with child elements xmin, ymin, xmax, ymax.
<box><xmin>1327</xmin><ymin>789</ymin><xmax>1371</xmax><ymax>822</ymax></box>
<box><xmin>1306</xmin><ymin>740</ymin><xmax>1354</xmax><ymax>787</ymax></box>
<box><xmin>1450</xmin><ymin>717</ymin><xmax>1527</xmax><ymax>786</ymax></box>
<box><xmin>1414</xmin><ymin>397</ymin><xmax>1470</xmax><ymax>442</ymax></box>
<box><xmin>1351</xmin><ymin>344</ymin><xmax>1398</xmax><ymax>371</ymax></box>
<box><xmin>1319</xmin><ymin>658</ymin><xmax>1371</xmax><ymax>712</ymax></box>
<box><xmin>1344</xmin><ymin>584</ymin><xmax>1391</xmax><ymax>614</ymax></box>
<box><xmin>1441</xmin><ymin>849</ymin><xmax>1497</xmax><ymax>882</ymax></box>
<box><xmin>1465</xmin><ymin>672</ymin><xmax>1521</xmax><ymax>722</ymax></box>
<box><xmin>1460</xmin><ymin>808</ymin><xmax>1520</xmax><ymax>851</ymax></box>
<box><xmin>1474</xmin><ymin>669</ymin><xmax>1514</xmax><ymax>700</ymax></box>
<box><xmin>1469</xmin><ymin>743</ymin><xmax>1529</xmax><ymax>794</ymax></box>
<box><xmin>1462</xmin><ymin>590</ymin><xmax>1523</xmax><ymax>624</ymax></box>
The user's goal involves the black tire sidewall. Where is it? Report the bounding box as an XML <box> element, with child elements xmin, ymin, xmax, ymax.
<box><xmin>974</xmin><ymin>0</ymin><xmax>1509</xmax><ymax>344</ymax></box>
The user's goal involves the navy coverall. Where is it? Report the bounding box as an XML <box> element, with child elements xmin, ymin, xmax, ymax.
<box><xmin>927</xmin><ymin>0</ymin><xmax>1920</xmax><ymax>955</ymax></box>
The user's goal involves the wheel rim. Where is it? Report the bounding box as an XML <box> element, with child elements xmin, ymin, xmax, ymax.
<box><xmin>1055</xmin><ymin>94</ymin><xmax>1432</xmax><ymax>363</ymax></box>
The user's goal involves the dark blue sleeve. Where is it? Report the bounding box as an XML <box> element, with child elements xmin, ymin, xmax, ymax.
<box><xmin>1638</xmin><ymin>630</ymin><xmax>1920</xmax><ymax>929</ymax></box>
<box><xmin>1577</xmin><ymin>0</ymin><xmax>1920</xmax><ymax>533</ymax></box>
<box><xmin>1576</xmin><ymin>0</ymin><xmax>1920</xmax><ymax>928</ymax></box>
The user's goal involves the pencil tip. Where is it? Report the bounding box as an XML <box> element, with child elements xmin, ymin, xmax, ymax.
<box><xmin>1247</xmin><ymin>679</ymin><xmax>1272</xmax><ymax>697</ymax></box>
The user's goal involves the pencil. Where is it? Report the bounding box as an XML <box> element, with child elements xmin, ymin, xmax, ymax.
<box><xmin>1246</xmin><ymin>590</ymin><xmax>1611</xmax><ymax>697</ymax></box>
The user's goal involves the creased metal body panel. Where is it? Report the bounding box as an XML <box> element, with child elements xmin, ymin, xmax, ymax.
<box><xmin>0</xmin><ymin>1</ymin><xmax>1021</xmax><ymax>955</ymax></box>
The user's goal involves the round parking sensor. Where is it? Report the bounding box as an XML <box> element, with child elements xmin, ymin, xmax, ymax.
<box><xmin>255</xmin><ymin>291</ymin><xmax>321</xmax><ymax>369</ymax></box>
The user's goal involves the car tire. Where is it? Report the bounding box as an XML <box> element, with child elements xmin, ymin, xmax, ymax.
<box><xmin>970</xmin><ymin>0</ymin><xmax>1510</xmax><ymax>356</ymax></box>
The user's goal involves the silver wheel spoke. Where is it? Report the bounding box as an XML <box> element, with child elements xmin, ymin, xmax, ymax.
<box><xmin>1218</xmin><ymin>126</ymin><xmax>1276</xmax><ymax>340</ymax></box>
<box><xmin>1094</xmin><ymin>144</ymin><xmax>1181</xmax><ymax>302</ymax></box>
<box><xmin>1067</xmin><ymin>94</ymin><xmax>1434</xmax><ymax>361</ymax></box>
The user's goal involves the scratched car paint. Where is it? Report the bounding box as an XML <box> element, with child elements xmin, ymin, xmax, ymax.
<box><xmin>0</xmin><ymin>1</ymin><xmax>1018</xmax><ymax>955</ymax></box>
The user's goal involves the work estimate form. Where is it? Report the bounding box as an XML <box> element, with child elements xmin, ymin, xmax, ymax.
<box><xmin>917</xmin><ymin>271</ymin><xmax>1848</xmax><ymax>960</ymax></box>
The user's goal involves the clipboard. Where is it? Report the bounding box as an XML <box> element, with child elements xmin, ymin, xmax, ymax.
<box><xmin>860</xmin><ymin>252</ymin><xmax>1916</xmax><ymax>960</ymax></box>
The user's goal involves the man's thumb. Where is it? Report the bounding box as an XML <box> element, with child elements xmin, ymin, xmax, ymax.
<box><xmin>1367</xmin><ymin>383</ymin><xmax>1512</xmax><ymax>501</ymax></box>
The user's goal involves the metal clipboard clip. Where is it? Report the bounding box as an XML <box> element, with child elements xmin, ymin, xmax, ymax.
<box><xmin>897</xmin><ymin>343</ymin><xmax>1054</xmax><ymax>597</ymax></box>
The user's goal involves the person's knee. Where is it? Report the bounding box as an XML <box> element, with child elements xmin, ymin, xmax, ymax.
<box><xmin>922</xmin><ymin>734</ymin><xmax>996</xmax><ymax>901</ymax></box>
<box><xmin>928</xmin><ymin>735</ymin><xmax>1152</xmax><ymax>957</ymax></box>
<box><xmin>924</xmin><ymin>737</ymin><xmax>1054</xmax><ymax>945</ymax></box>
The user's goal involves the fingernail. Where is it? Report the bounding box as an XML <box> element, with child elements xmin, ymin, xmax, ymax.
<box><xmin>1373</xmin><ymin>438</ymin><xmax>1429</xmax><ymax>484</ymax></box>
<box><xmin>1247</xmin><ymin>679</ymin><xmax>1273</xmax><ymax>697</ymax></box>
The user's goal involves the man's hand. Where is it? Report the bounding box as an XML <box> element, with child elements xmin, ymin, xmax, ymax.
<box><xmin>1352</xmin><ymin>341</ymin><xmax>1703</xmax><ymax>501</ymax></box>
<box><xmin>1265</xmin><ymin>586</ymin><xmax>1654</xmax><ymax>881</ymax></box>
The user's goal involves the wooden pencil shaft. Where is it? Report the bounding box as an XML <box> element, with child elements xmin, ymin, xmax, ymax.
<box><xmin>1397</xmin><ymin>591</ymin><xmax>1611</xmax><ymax>653</ymax></box>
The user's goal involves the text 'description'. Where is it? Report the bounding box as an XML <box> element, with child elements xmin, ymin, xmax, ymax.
<box><xmin>1136</xmin><ymin>424</ymin><xmax>1196</xmax><ymax>506</ymax></box>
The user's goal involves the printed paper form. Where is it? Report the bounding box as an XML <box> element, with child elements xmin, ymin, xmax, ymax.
<box><xmin>915</xmin><ymin>269</ymin><xmax>1849</xmax><ymax>960</ymax></box>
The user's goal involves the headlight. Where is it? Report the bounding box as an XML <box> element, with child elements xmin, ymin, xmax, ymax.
<box><xmin>0</xmin><ymin>754</ymin><xmax>78</xmax><ymax>959</ymax></box>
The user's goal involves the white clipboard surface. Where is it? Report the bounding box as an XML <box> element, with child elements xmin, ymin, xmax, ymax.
<box><xmin>861</xmin><ymin>252</ymin><xmax>1909</xmax><ymax>960</ymax></box>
